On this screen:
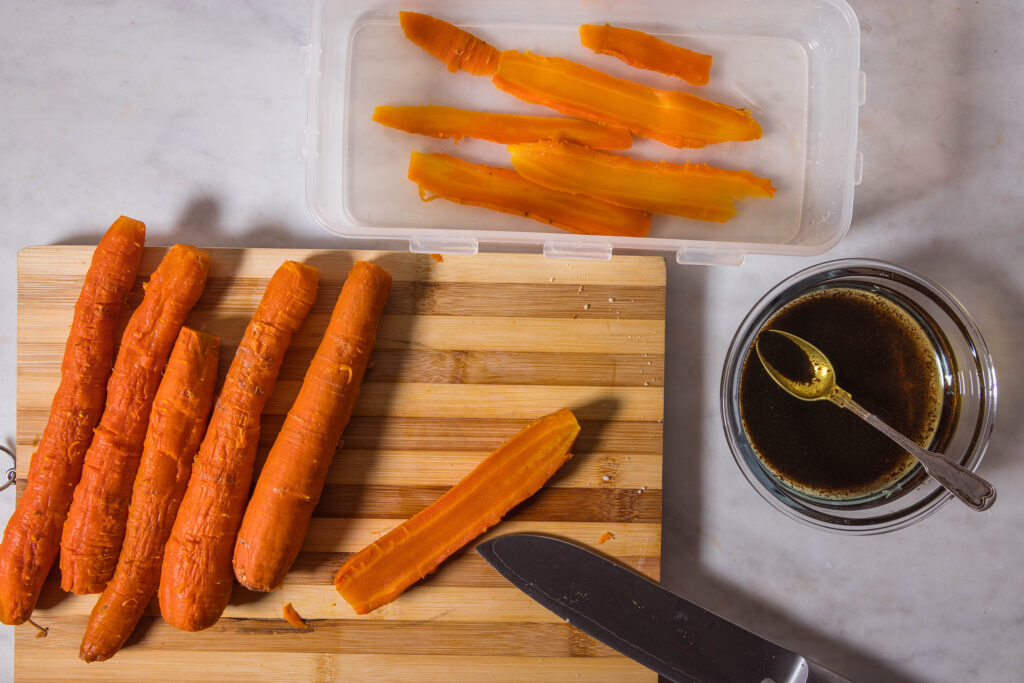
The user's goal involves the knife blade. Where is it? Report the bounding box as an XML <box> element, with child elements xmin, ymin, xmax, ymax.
<box><xmin>477</xmin><ymin>534</ymin><xmax>851</xmax><ymax>683</ymax></box>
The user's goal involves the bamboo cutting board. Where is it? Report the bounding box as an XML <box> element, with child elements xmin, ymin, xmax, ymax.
<box><xmin>14</xmin><ymin>247</ymin><xmax>665</xmax><ymax>682</ymax></box>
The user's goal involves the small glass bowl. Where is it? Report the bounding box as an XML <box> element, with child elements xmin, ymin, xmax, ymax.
<box><xmin>721</xmin><ymin>259</ymin><xmax>997</xmax><ymax>534</ymax></box>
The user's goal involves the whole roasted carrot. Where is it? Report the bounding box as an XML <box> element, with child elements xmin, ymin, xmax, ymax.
<box><xmin>80</xmin><ymin>327</ymin><xmax>219</xmax><ymax>662</ymax></box>
<box><xmin>234</xmin><ymin>261</ymin><xmax>392</xmax><ymax>592</ymax></box>
<box><xmin>0</xmin><ymin>217</ymin><xmax>145</xmax><ymax>625</ymax></box>
<box><xmin>159</xmin><ymin>261</ymin><xmax>319</xmax><ymax>632</ymax></box>
<box><xmin>60</xmin><ymin>244</ymin><xmax>210</xmax><ymax>595</ymax></box>
<box><xmin>335</xmin><ymin>409</ymin><xmax>580</xmax><ymax>615</ymax></box>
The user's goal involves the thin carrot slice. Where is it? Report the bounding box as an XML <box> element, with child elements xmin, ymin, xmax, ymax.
<box><xmin>0</xmin><ymin>217</ymin><xmax>144</xmax><ymax>625</ymax></box>
<box><xmin>399</xmin><ymin>11</ymin><xmax>500</xmax><ymax>76</ymax></box>
<box><xmin>493</xmin><ymin>50</ymin><xmax>760</xmax><ymax>148</ymax></box>
<box><xmin>60</xmin><ymin>244</ymin><xmax>210</xmax><ymax>595</ymax></box>
<box><xmin>334</xmin><ymin>409</ymin><xmax>580</xmax><ymax>615</ymax></box>
<box><xmin>80</xmin><ymin>327</ymin><xmax>220</xmax><ymax>662</ymax></box>
<box><xmin>580</xmin><ymin>24</ymin><xmax>713</xmax><ymax>86</ymax></box>
<box><xmin>373</xmin><ymin>105</ymin><xmax>632</xmax><ymax>150</ymax></box>
<box><xmin>159</xmin><ymin>261</ymin><xmax>319</xmax><ymax>632</ymax></box>
<box><xmin>408</xmin><ymin>151</ymin><xmax>650</xmax><ymax>237</ymax></box>
<box><xmin>234</xmin><ymin>261</ymin><xmax>392</xmax><ymax>593</ymax></box>
<box><xmin>509</xmin><ymin>140</ymin><xmax>775</xmax><ymax>223</ymax></box>
<box><xmin>282</xmin><ymin>603</ymin><xmax>309</xmax><ymax>630</ymax></box>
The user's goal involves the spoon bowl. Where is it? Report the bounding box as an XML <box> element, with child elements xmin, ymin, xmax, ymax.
<box><xmin>755</xmin><ymin>330</ymin><xmax>836</xmax><ymax>401</ymax></box>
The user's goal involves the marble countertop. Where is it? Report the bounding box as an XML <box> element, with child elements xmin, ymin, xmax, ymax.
<box><xmin>2</xmin><ymin>1</ymin><xmax>1022</xmax><ymax>681</ymax></box>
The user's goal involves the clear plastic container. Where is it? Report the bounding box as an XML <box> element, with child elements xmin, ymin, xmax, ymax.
<box><xmin>305</xmin><ymin>0</ymin><xmax>864</xmax><ymax>266</ymax></box>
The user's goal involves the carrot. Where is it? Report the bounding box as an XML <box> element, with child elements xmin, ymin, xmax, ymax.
<box><xmin>408</xmin><ymin>151</ymin><xmax>651</xmax><ymax>238</ymax></box>
<box><xmin>79</xmin><ymin>327</ymin><xmax>220</xmax><ymax>662</ymax></box>
<box><xmin>159</xmin><ymin>261</ymin><xmax>319</xmax><ymax>632</ymax></box>
<box><xmin>0</xmin><ymin>217</ymin><xmax>145</xmax><ymax>625</ymax></box>
<box><xmin>509</xmin><ymin>140</ymin><xmax>776</xmax><ymax>223</ymax></box>
<box><xmin>60</xmin><ymin>244</ymin><xmax>210</xmax><ymax>595</ymax></box>
<box><xmin>372</xmin><ymin>105</ymin><xmax>633</xmax><ymax>150</ymax></box>
<box><xmin>492</xmin><ymin>51</ymin><xmax>761</xmax><ymax>148</ymax></box>
<box><xmin>579</xmin><ymin>24</ymin><xmax>713</xmax><ymax>86</ymax></box>
<box><xmin>282</xmin><ymin>603</ymin><xmax>309</xmax><ymax>629</ymax></box>
<box><xmin>234</xmin><ymin>261</ymin><xmax>392</xmax><ymax>593</ymax></box>
<box><xmin>399</xmin><ymin>11</ymin><xmax>501</xmax><ymax>76</ymax></box>
<box><xmin>334</xmin><ymin>409</ymin><xmax>580</xmax><ymax>615</ymax></box>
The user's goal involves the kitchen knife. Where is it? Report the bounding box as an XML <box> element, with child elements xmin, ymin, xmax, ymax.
<box><xmin>477</xmin><ymin>534</ymin><xmax>851</xmax><ymax>683</ymax></box>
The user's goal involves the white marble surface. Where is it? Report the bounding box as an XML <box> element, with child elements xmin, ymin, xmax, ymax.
<box><xmin>2</xmin><ymin>1</ymin><xmax>1023</xmax><ymax>681</ymax></box>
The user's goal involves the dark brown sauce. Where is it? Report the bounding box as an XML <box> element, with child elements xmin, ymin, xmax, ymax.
<box><xmin>739</xmin><ymin>287</ymin><xmax>948</xmax><ymax>499</ymax></box>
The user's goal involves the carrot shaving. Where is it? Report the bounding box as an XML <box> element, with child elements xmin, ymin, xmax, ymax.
<box><xmin>282</xmin><ymin>603</ymin><xmax>309</xmax><ymax>629</ymax></box>
<box><xmin>430</xmin><ymin>253</ymin><xmax>444</xmax><ymax>263</ymax></box>
<box><xmin>598</xmin><ymin>532</ymin><xmax>614</xmax><ymax>545</ymax></box>
<box><xmin>399</xmin><ymin>11</ymin><xmax>500</xmax><ymax>76</ymax></box>
<box><xmin>0</xmin><ymin>217</ymin><xmax>145</xmax><ymax>625</ymax></box>
<box><xmin>580</xmin><ymin>24</ymin><xmax>713</xmax><ymax>86</ymax></box>
<box><xmin>408</xmin><ymin>151</ymin><xmax>650</xmax><ymax>237</ymax></box>
<box><xmin>334</xmin><ymin>409</ymin><xmax>580</xmax><ymax>615</ymax></box>
<box><xmin>508</xmin><ymin>140</ymin><xmax>775</xmax><ymax>223</ymax></box>
<box><xmin>373</xmin><ymin>105</ymin><xmax>632</xmax><ymax>150</ymax></box>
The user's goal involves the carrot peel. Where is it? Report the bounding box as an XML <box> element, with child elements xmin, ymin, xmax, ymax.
<box><xmin>580</xmin><ymin>24</ymin><xmax>713</xmax><ymax>86</ymax></box>
<box><xmin>408</xmin><ymin>151</ymin><xmax>650</xmax><ymax>238</ymax></box>
<box><xmin>79</xmin><ymin>327</ymin><xmax>220</xmax><ymax>662</ymax></box>
<box><xmin>0</xmin><ymin>217</ymin><xmax>145</xmax><ymax>625</ymax></box>
<box><xmin>233</xmin><ymin>261</ymin><xmax>392</xmax><ymax>593</ymax></box>
<box><xmin>334</xmin><ymin>408</ymin><xmax>581</xmax><ymax>615</ymax></box>
<box><xmin>508</xmin><ymin>140</ymin><xmax>775</xmax><ymax>223</ymax></box>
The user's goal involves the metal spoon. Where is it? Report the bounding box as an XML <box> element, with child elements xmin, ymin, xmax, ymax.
<box><xmin>755</xmin><ymin>329</ymin><xmax>996</xmax><ymax>511</ymax></box>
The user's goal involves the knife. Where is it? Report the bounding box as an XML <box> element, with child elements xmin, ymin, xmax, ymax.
<box><xmin>477</xmin><ymin>534</ymin><xmax>851</xmax><ymax>683</ymax></box>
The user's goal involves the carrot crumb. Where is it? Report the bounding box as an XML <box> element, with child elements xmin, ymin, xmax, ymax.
<box><xmin>27</xmin><ymin>618</ymin><xmax>48</xmax><ymax>638</ymax></box>
<box><xmin>430</xmin><ymin>253</ymin><xmax>444</xmax><ymax>262</ymax></box>
<box><xmin>282</xmin><ymin>602</ymin><xmax>309</xmax><ymax>629</ymax></box>
<box><xmin>598</xmin><ymin>532</ymin><xmax>614</xmax><ymax>545</ymax></box>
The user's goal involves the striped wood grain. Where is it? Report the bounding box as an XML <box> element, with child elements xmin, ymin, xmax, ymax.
<box><xmin>15</xmin><ymin>247</ymin><xmax>665</xmax><ymax>682</ymax></box>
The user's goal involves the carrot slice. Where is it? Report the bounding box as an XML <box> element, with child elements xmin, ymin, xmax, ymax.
<box><xmin>334</xmin><ymin>409</ymin><xmax>581</xmax><ymax>615</ymax></box>
<box><xmin>0</xmin><ymin>217</ymin><xmax>144</xmax><ymax>625</ymax></box>
<box><xmin>399</xmin><ymin>11</ymin><xmax>500</xmax><ymax>76</ymax></box>
<box><xmin>159</xmin><ymin>261</ymin><xmax>319</xmax><ymax>632</ymax></box>
<box><xmin>80</xmin><ymin>327</ymin><xmax>220</xmax><ymax>662</ymax></box>
<box><xmin>579</xmin><ymin>24</ymin><xmax>713</xmax><ymax>86</ymax></box>
<box><xmin>234</xmin><ymin>261</ymin><xmax>392</xmax><ymax>593</ymax></box>
<box><xmin>408</xmin><ymin>151</ymin><xmax>650</xmax><ymax>237</ymax></box>
<box><xmin>373</xmin><ymin>105</ymin><xmax>632</xmax><ymax>150</ymax></box>
<box><xmin>493</xmin><ymin>50</ymin><xmax>760</xmax><ymax>148</ymax></box>
<box><xmin>282</xmin><ymin>603</ymin><xmax>309</xmax><ymax>629</ymax></box>
<box><xmin>509</xmin><ymin>140</ymin><xmax>775</xmax><ymax>223</ymax></box>
<box><xmin>60</xmin><ymin>244</ymin><xmax>210</xmax><ymax>595</ymax></box>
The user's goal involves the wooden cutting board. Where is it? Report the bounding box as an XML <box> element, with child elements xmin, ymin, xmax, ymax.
<box><xmin>14</xmin><ymin>247</ymin><xmax>665</xmax><ymax>682</ymax></box>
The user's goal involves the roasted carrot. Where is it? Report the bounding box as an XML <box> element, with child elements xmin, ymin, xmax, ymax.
<box><xmin>408</xmin><ymin>151</ymin><xmax>651</xmax><ymax>237</ymax></box>
<box><xmin>79</xmin><ymin>327</ymin><xmax>219</xmax><ymax>662</ymax></box>
<box><xmin>372</xmin><ymin>105</ymin><xmax>633</xmax><ymax>150</ymax></box>
<box><xmin>159</xmin><ymin>261</ymin><xmax>319</xmax><ymax>632</ymax></box>
<box><xmin>234</xmin><ymin>261</ymin><xmax>392</xmax><ymax>593</ymax></box>
<box><xmin>400</xmin><ymin>11</ymin><xmax>500</xmax><ymax>76</ymax></box>
<box><xmin>282</xmin><ymin>602</ymin><xmax>309</xmax><ymax>629</ymax></box>
<box><xmin>579</xmin><ymin>24</ymin><xmax>713</xmax><ymax>86</ymax></box>
<box><xmin>60</xmin><ymin>244</ymin><xmax>210</xmax><ymax>595</ymax></box>
<box><xmin>492</xmin><ymin>51</ymin><xmax>760</xmax><ymax>148</ymax></box>
<box><xmin>0</xmin><ymin>217</ymin><xmax>144</xmax><ymax>625</ymax></box>
<box><xmin>509</xmin><ymin>140</ymin><xmax>776</xmax><ymax>223</ymax></box>
<box><xmin>334</xmin><ymin>409</ymin><xmax>580</xmax><ymax>615</ymax></box>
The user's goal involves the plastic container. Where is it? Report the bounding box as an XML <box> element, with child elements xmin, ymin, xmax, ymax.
<box><xmin>305</xmin><ymin>0</ymin><xmax>864</xmax><ymax>266</ymax></box>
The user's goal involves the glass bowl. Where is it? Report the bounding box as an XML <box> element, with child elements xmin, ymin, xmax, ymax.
<box><xmin>720</xmin><ymin>259</ymin><xmax>997</xmax><ymax>534</ymax></box>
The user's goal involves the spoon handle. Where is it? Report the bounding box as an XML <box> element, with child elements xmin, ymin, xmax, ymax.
<box><xmin>830</xmin><ymin>389</ymin><xmax>997</xmax><ymax>511</ymax></box>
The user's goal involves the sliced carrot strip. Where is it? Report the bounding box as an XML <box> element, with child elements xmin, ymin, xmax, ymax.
<box><xmin>372</xmin><ymin>105</ymin><xmax>632</xmax><ymax>150</ymax></box>
<box><xmin>580</xmin><ymin>24</ymin><xmax>712</xmax><ymax>86</ymax></box>
<box><xmin>0</xmin><ymin>217</ymin><xmax>144</xmax><ymax>625</ymax></box>
<box><xmin>493</xmin><ymin>50</ymin><xmax>760</xmax><ymax>148</ymax></box>
<box><xmin>399</xmin><ymin>11</ymin><xmax>500</xmax><ymax>76</ymax></box>
<box><xmin>334</xmin><ymin>409</ymin><xmax>580</xmax><ymax>615</ymax></box>
<box><xmin>60</xmin><ymin>244</ymin><xmax>210</xmax><ymax>595</ymax></box>
<box><xmin>408</xmin><ymin>151</ymin><xmax>650</xmax><ymax>237</ymax></box>
<box><xmin>509</xmin><ymin>140</ymin><xmax>775</xmax><ymax>223</ymax></box>
<box><xmin>80</xmin><ymin>327</ymin><xmax>220</xmax><ymax>662</ymax></box>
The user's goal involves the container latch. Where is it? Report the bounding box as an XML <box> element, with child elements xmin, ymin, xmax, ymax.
<box><xmin>409</xmin><ymin>236</ymin><xmax>479</xmax><ymax>256</ymax></box>
<box><xmin>676</xmin><ymin>246</ymin><xmax>745</xmax><ymax>267</ymax></box>
<box><xmin>543</xmin><ymin>241</ymin><xmax>613</xmax><ymax>261</ymax></box>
